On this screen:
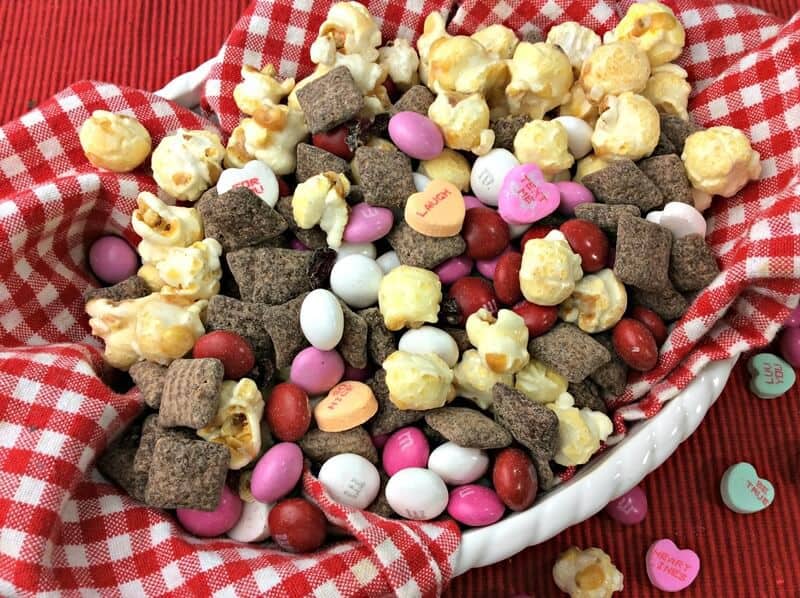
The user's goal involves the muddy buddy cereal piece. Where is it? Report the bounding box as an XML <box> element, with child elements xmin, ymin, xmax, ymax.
<box><xmin>631</xmin><ymin>285</ymin><xmax>688</xmax><ymax>321</ymax></box>
<box><xmin>591</xmin><ymin>92</ymin><xmax>660</xmax><ymax>162</ymax></box>
<box><xmin>491</xmin><ymin>383</ymin><xmax>559</xmax><ymax>461</ymax></box>
<box><xmin>560</xmin><ymin>269</ymin><xmax>627</xmax><ymax>334</ymax></box>
<box><xmin>387</xmin><ymin>221</ymin><xmax>466</xmax><ymax>269</ymax></box>
<box><xmin>275</xmin><ymin>196</ymin><xmax>328</xmax><ymax>250</ymax></box>
<box><xmin>637</xmin><ymin>154</ymin><xmax>693</xmax><ymax>206</ymax></box>
<box><xmin>491</xmin><ymin>115</ymin><xmax>529</xmax><ymax>152</ymax></box>
<box><xmin>295</xmin><ymin>143</ymin><xmax>350</xmax><ymax>183</ymax></box>
<box><xmin>553</xmin><ymin>546</ymin><xmax>624</xmax><ymax>598</ymax></box>
<box><xmin>405</xmin><ymin>180</ymin><xmax>466</xmax><ymax>237</ymax></box>
<box><xmin>580</xmin><ymin>41</ymin><xmax>649</xmax><ymax>104</ymax></box>
<box><xmin>519</xmin><ymin>230</ymin><xmax>583</xmax><ymax>306</ymax></box>
<box><xmin>660</xmin><ymin>112</ymin><xmax>700</xmax><ymax>150</ymax></box>
<box><xmin>529</xmin><ymin>323</ymin><xmax>611</xmax><ymax>383</ymax></box>
<box><xmin>378</xmin><ymin>265</ymin><xmax>442</xmax><ymax>330</ymax></box>
<box><xmin>197</xmin><ymin>378</ymin><xmax>264</xmax><ymax>469</ymax></box>
<box><xmin>669</xmin><ymin>234</ymin><xmax>720</xmax><ymax>292</ymax></box>
<box><xmin>158</xmin><ymin>358</ymin><xmax>224</xmax><ymax>429</ymax></box>
<box><xmin>145</xmin><ymin>436</ymin><xmax>230</xmax><ymax>510</ymax></box>
<box><xmin>425</xmin><ymin>407</ymin><xmax>512</xmax><ymax>450</ymax></box>
<box><xmin>643</xmin><ymin>64</ymin><xmax>691</xmax><ymax>121</ymax></box>
<box><xmin>419</xmin><ymin>149</ymin><xmax>472</xmax><ymax>192</ymax></box>
<box><xmin>134</xmin><ymin>415</ymin><xmax>194</xmax><ymax>475</ymax></box>
<box><xmin>314</xmin><ymin>381</ymin><xmax>378</xmax><ymax>432</ymax></box>
<box><xmin>428</xmin><ymin>91</ymin><xmax>494</xmax><ymax>156</ymax></box>
<box><xmin>515</xmin><ymin>359</ymin><xmax>568</xmax><ymax>404</ymax></box>
<box><xmin>506</xmin><ymin>42</ymin><xmax>573</xmax><ymax>120</ymax></box>
<box><xmin>299</xmin><ymin>426</ymin><xmax>378</xmax><ymax>465</ymax></box>
<box><xmin>97</xmin><ymin>419</ymin><xmax>148</xmax><ymax>502</ymax></box>
<box><xmin>548</xmin><ymin>393</ymin><xmax>613</xmax><ymax>466</ymax></box>
<box><xmin>151</xmin><ymin>129</ymin><xmax>225</xmax><ymax>201</ymax></box>
<box><xmin>393</xmin><ymin>84</ymin><xmax>436</xmax><ymax>115</ymax></box>
<box><xmin>84</xmin><ymin>275</ymin><xmax>151</xmax><ymax>303</ymax></box>
<box><xmin>196</xmin><ymin>187</ymin><xmax>288</xmax><ymax>252</ymax></box>
<box><xmin>614</xmin><ymin>214</ymin><xmax>672</xmax><ymax>292</ymax></box>
<box><xmin>568</xmin><ymin>380</ymin><xmax>608</xmax><ymax>413</ymax></box>
<box><xmin>383</xmin><ymin>350</ymin><xmax>454</xmax><ymax>410</ymax></box>
<box><xmin>588</xmin><ymin>334</ymin><xmax>628</xmax><ymax>397</ymax></box>
<box><xmin>129</xmin><ymin>361</ymin><xmax>167</xmax><ymax>409</ymax></box>
<box><xmin>466</xmin><ymin>308</ymin><xmax>529</xmax><ymax>374</ymax></box>
<box><xmin>513</xmin><ymin>120</ymin><xmax>574</xmax><ymax>178</ymax></box>
<box><xmin>295</xmin><ymin>67</ymin><xmax>364</xmax><ymax>134</ymax></box>
<box><xmin>606</xmin><ymin>0</ymin><xmax>685</xmax><ymax>66</ymax></box>
<box><xmin>291</xmin><ymin>172</ymin><xmax>350</xmax><ymax>248</ymax></box>
<box><xmin>367</xmin><ymin>369</ymin><xmax>426</xmax><ymax>436</ymax></box>
<box><xmin>358</xmin><ymin>307</ymin><xmax>397</xmax><ymax>364</ymax></box>
<box><xmin>79</xmin><ymin>110</ymin><xmax>152</xmax><ymax>173</ymax></box>
<box><xmin>453</xmin><ymin>349</ymin><xmax>513</xmax><ymax>410</ymax></box>
<box><xmin>353</xmin><ymin>146</ymin><xmax>416</xmax><ymax>212</ymax></box>
<box><xmin>572</xmin><ymin>203</ymin><xmax>640</xmax><ymax>237</ymax></box>
<box><xmin>335</xmin><ymin>301</ymin><xmax>369</xmax><ymax>368</ymax></box>
<box><xmin>205</xmin><ymin>295</ymin><xmax>273</xmax><ymax>359</ymax></box>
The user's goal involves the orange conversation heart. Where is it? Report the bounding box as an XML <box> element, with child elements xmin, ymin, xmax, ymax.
<box><xmin>404</xmin><ymin>179</ymin><xmax>466</xmax><ymax>237</ymax></box>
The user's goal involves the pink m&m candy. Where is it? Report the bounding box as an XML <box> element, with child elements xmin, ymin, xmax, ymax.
<box><xmin>447</xmin><ymin>484</ymin><xmax>505</xmax><ymax>527</ymax></box>
<box><xmin>382</xmin><ymin>427</ymin><xmax>430</xmax><ymax>476</ymax></box>
<box><xmin>435</xmin><ymin>254</ymin><xmax>474</xmax><ymax>285</ymax></box>
<box><xmin>290</xmin><ymin>347</ymin><xmax>345</xmax><ymax>395</ymax></box>
<box><xmin>556</xmin><ymin>181</ymin><xmax>594</xmax><ymax>216</ymax></box>
<box><xmin>780</xmin><ymin>326</ymin><xmax>800</xmax><ymax>367</ymax></box>
<box><xmin>388</xmin><ymin>111</ymin><xmax>444</xmax><ymax>160</ymax></box>
<box><xmin>289</xmin><ymin>237</ymin><xmax>310</xmax><ymax>251</ymax></box>
<box><xmin>476</xmin><ymin>247</ymin><xmax>513</xmax><ymax>280</ymax></box>
<box><xmin>251</xmin><ymin>442</ymin><xmax>304</xmax><ymax>504</ymax></box>
<box><xmin>463</xmin><ymin>195</ymin><xmax>484</xmax><ymax>210</ymax></box>
<box><xmin>177</xmin><ymin>485</ymin><xmax>243</xmax><ymax>537</ymax></box>
<box><xmin>343</xmin><ymin>203</ymin><xmax>394</xmax><ymax>243</ymax></box>
<box><xmin>604</xmin><ymin>485</ymin><xmax>647</xmax><ymax>525</ymax></box>
<box><xmin>497</xmin><ymin>164</ymin><xmax>560</xmax><ymax>225</ymax></box>
<box><xmin>88</xmin><ymin>235</ymin><xmax>139</xmax><ymax>284</ymax></box>
<box><xmin>785</xmin><ymin>304</ymin><xmax>800</xmax><ymax>327</ymax></box>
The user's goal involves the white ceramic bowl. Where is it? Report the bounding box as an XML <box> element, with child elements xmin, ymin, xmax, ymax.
<box><xmin>154</xmin><ymin>64</ymin><xmax>738</xmax><ymax>576</ymax></box>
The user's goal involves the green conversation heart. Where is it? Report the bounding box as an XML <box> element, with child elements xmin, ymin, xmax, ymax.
<box><xmin>720</xmin><ymin>462</ymin><xmax>774</xmax><ymax>514</ymax></box>
<box><xmin>747</xmin><ymin>353</ymin><xmax>795</xmax><ymax>399</ymax></box>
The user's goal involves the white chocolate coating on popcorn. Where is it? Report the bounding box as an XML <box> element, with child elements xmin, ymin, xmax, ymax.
<box><xmin>138</xmin><ymin>238</ymin><xmax>223</xmax><ymax>301</ymax></box>
<box><xmin>428</xmin><ymin>91</ymin><xmax>494</xmax><ymax>155</ymax></box>
<box><xmin>453</xmin><ymin>349</ymin><xmax>513</xmax><ymax>410</ymax></box>
<box><xmin>132</xmin><ymin>191</ymin><xmax>203</xmax><ymax>263</ymax></box>
<box><xmin>606</xmin><ymin>1</ymin><xmax>685</xmax><ymax>67</ymax></box>
<box><xmin>292</xmin><ymin>172</ymin><xmax>351</xmax><ymax>248</ymax></box>
<box><xmin>574</xmin><ymin>154</ymin><xmax>610</xmax><ymax>182</ymax></box>
<box><xmin>465</xmin><ymin>308</ymin><xmax>529</xmax><ymax>374</ymax></box>
<box><xmin>198</xmin><ymin>378</ymin><xmax>264</xmax><ymax>470</ymax></box>
<box><xmin>514</xmin><ymin>120</ymin><xmax>575</xmax><ymax>177</ymax></box>
<box><xmin>311</xmin><ymin>1</ymin><xmax>382</xmax><ymax>62</ymax></box>
<box><xmin>383</xmin><ymin>350</ymin><xmax>455</xmax><ymax>410</ymax></box>
<box><xmin>580</xmin><ymin>41</ymin><xmax>650</xmax><ymax>104</ymax></box>
<box><xmin>471</xmin><ymin>24</ymin><xmax>519</xmax><ymax>60</ymax></box>
<box><xmin>520</xmin><ymin>230</ymin><xmax>583</xmax><ymax>306</ymax></box>
<box><xmin>151</xmin><ymin>129</ymin><xmax>225</xmax><ymax>201</ymax></box>
<box><xmin>418</xmin><ymin>148</ymin><xmax>472</xmax><ymax>192</ymax></box>
<box><xmin>681</xmin><ymin>126</ymin><xmax>761</xmax><ymax>198</ymax></box>
<box><xmin>546</xmin><ymin>22</ymin><xmax>601</xmax><ymax>74</ymax></box>
<box><xmin>506</xmin><ymin>42</ymin><xmax>573</xmax><ymax>120</ymax></box>
<box><xmin>378</xmin><ymin>38</ymin><xmax>420</xmax><ymax>89</ymax></box>
<box><xmin>417</xmin><ymin>12</ymin><xmax>450</xmax><ymax>85</ymax></box>
<box><xmin>515</xmin><ymin>359</ymin><xmax>568</xmax><ymax>404</ymax></box>
<box><xmin>378</xmin><ymin>265</ymin><xmax>442</xmax><ymax>331</ymax></box>
<box><xmin>226</xmin><ymin>107</ymin><xmax>308</xmax><ymax>175</ymax></box>
<box><xmin>591</xmin><ymin>92</ymin><xmax>660</xmax><ymax>161</ymax></box>
<box><xmin>79</xmin><ymin>110</ymin><xmax>151</xmax><ymax>173</ymax></box>
<box><xmin>558</xmin><ymin>81</ymin><xmax>599</xmax><ymax>126</ymax></box>
<box><xmin>547</xmin><ymin>392</ymin><xmax>613</xmax><ymax>466</ymax></box>
<box><xmin>233</xmin><ymin>64</ymin><xmax>295</xmax><ymax>117</ymax></box>
<box><xmin>553</xmin><ymin>546</ymin><xmax>624</xmax><ymax>598</ymax></box>
<box><xmin>643</xmin><ymin>63</ymin><xmax>691</xmax><ymax>121</ymax></box>
<box><xmin>427</xmin><ymin>36</ymin><xmax>509</xmax><ymax>97</ymax></box>
<box><xmin>559</xmin><ymin>269</ymin><xmax>627</xmax><ymax>333</ymax></box>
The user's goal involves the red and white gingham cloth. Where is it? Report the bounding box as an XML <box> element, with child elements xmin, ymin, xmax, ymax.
<box><xmin>1</xmin><ymin>0</ymin><xmax>799</xmax><ymax>596</ymax></box>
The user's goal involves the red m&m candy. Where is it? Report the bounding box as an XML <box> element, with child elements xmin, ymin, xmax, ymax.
<box><xmin>448</xmin><ymin>277</ymin><xmax>498</xmax><ymax>325</ymax></box>
<box><xmin>268</xmin><ymin>498</ymin><xmax>328</xmax><ymax>553</ymax></box>
<box><xmin>462</xmin><ymin>208</ymin><xmax>510</xmax><ymax>261</ymax></box>
<box><xmin>559</xmin><ymin>219</ymin><xmax>609</xmax><ymax>273</ymax></box>
<box><xmin>265</xmin><ymin>382</ymin><xmax>312</xmax><ymax>442</ymax></box>
<box><xmin>193</xmin><ymin>331</ymin><xmax>255</xmax><ymax>379</ymax></box>
<box><xmin>612</xmin><ymin>318</ymin><xmax>658</xmax><ymax>371</ymax></box>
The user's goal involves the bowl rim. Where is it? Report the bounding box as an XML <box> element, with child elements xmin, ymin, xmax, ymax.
<box><xmin>154</xmin><ymin>62</ymin><xmax>738</xmax><ymax>577</ymax></box>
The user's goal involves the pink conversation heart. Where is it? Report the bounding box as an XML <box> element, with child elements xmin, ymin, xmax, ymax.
<box><xmin>497</xmin><ymin>164</ymin><xmax>560</xmax><ymax>226</ymax></box>
<box><xmin>646</xmin><ymin>539</ymin><xmax>700</xmax><ymax>592</ymax></box>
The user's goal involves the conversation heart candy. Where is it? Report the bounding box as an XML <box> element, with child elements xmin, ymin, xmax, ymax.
<box><xmin>646</xmin><ymin>539</ymin><xmax>700</xmax><ymax>592</ymax></box>
<box><xmin>216</xmin><ymin>160</ymin><xmax>279</xmax><ymax>207</ymax></box>
<box><xmin>720</xmin><ymin>462</ymin><xmax>775</xmax><ymax>514</ymax></box>
<box><xmin>747</xmin><ymin>353</ymin><xmax>795</xmax><ymax>399</ymax></box>
<box><xmin>470</xmin><ymin>148</ymin><xmax>520</xmax><ymax>207</ymax></box>
<box><xmin>497</xmin><ymin>164</ymin><xmax>560</xmax><ymax>226</ymax></box>
<box><xmin>314</xmin><ymin>381</ymin><xmax>378</xmax><ymax>432</ymax></box>
<box><xmin>657</xmin><ymin>201</ymin><xmax>707</xmax><ymax>238</ymax></box>
<box><xmin>404</xmin><ymin>179</ymin><xmax>466</xmax><ymax>237</ymax></box>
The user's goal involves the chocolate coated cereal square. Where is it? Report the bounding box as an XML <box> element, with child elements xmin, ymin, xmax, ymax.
<box><xmin>387</xmin><ymin>222</ymin><xmax>466</xmax><ymax>269</ymax></box>
<box><xmin>491</xmin><ymin>383</ymin><xmax>559</xmax><ymax>461</ymax></box>
<box><xmin>637</xmin><ymin>154</ymin><xmax>693</xmax><ymax>206</ymax></box>
<box><xmin>299</xmin><ymin>426</ymin><xmax>378</xmax><ymax>465</ymax></box>
<box><xmin>295</xmin><ymin>66</ymin><xmax>364</xmax><ymax>134</ymax></box>
<box><xmin>425</xmin><ymin>407</ymin><xmax>512</xmax><ymax>449</ymax></box>
<box><xmin>660</xmin><ymin>114</ymin><xmax>701</xmax><ymax>154</ymax></box>
<box><xmin>528</xmin><ymin>323</ymin><xmax>611</xmax><ymax>383</ymax></box>
<box><xmin>85</xmin><ymin>276</ymin><xmax>150</xmax><ymax>303</ymax></box>
<box><xmin>353</xmin><ymin>146</ymin><xmax>416</xmax><ymax>212</ymax></box>
<box><xmin>263</xmin><ymin>293</ymin><xmax>311</xmax><ymax>369</ymax></box>
<box><xmin>573</xmin><ymin>203</ymin><xmax>641</xmax><ymax>236</ymax></box>
<box><xmin>358</xmin><ymin>308</ymin><xmax>397</xmax><ymax>365</ymax></box>
<box><xmin>367</xmin><ymin>369</ymin><xmax>425</xmax><ymax>436</ymax></box>
<box><xmin>295</xmin><ymin>143</ymin><xmax>350</xmax><ymax>183</ymax></box>
<box><xmin>129</xmin><ymin>361</ymin><xmax>167</xmax><ymax>409</ymax></box>
<box><xmin>205</xmin><ymin>295</ymin><xmax>273</xmax><ymax>359</ymax></box>
<box><xmin>614</xmin><ymin>214</ymin><xmax>673</xmax><ymax>292</ymax></box>
<box><xmin>197</xmin><ymin>187</ymin><xmax>287</xmax><ymax>252</ymax></box>
<box><xmin>669</xmin><ymin>233</ymin><xmax>719</xmax><ymax>292</ymax></box>
<box><xmin>582</xmin><ymin>159</ymin><xmax>664</xmax><ymax>213</ymax></box>
<box><xmin>97</xmin><ymin>419</ymin><xmax>148</xmax><ymax>502</ymax></box>
<box><xmin>158</xmin><ymin>358</ymin><xmax>224</xmax><ymax>429</ymax></box>
<box><xmin>491</xmin><ymin>115</ymin><xmax>529</xmax><ymax>152</ymax></box>
<box><xmin>631</xmin><ymin>285</ymin><xmax>689</xmax><ymax>321</ymax></box>
<box><xmin>392</xmin><ymin>85</ymin><xmax>436</xmax><ymax>115</ymax></box>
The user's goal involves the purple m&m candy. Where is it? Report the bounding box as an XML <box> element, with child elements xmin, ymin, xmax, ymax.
<box><xmin>463</xmin><ymin>195</ymin><xmax>484</xmax><ymax>210</ymax></box>
<box><xmin>556</xmin><ymin>181</ymin><xmax>594</xmax><ymax>216</ymax></box>
<box><xmin>388</xmin><ymin>111</ymin><xmax>444</xmax><ymax>160</ymax></box>
<box><xmin>343</xmin><ymin>203</ymin><xmax>393</xmax><ymax>243</ymax></box>
<box><xmin>785</xmin><ymin>304</ymin><xmax>800</xmax><ymax>328</ymax></box>
<box><xmin>290</xmin><ymin>347</ymin><xmax>345</xmax><ymax>395</ymax></box>
<box><xmin>435</xmin><ymin>254</ymin><xmax>473</xmax><ymax>285</ymax></box>
<box><xmin>780</xmin><ymin>327</ymin><xmax>800</xmax><ymax>367</ymax></box>
<box><xmin>250</xmin><ymin>442</ymin><xmax>304</xmax><ymax>504</ymax></box>
<box><xmin>604</xmin><ymin>485</ymin><xmax>647</xmax><ymax>525</ymax></box>
<box><xmin>176</xmin><ymin>485</ymin><xmax>243</xmax><ymax>537</ymax></box>
<box><xmin>88</xmin><ymin>235</ymin><xmax>139</xmax><ymax>284</ymax></box>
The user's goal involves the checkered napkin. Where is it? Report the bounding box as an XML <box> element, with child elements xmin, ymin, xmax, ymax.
<box><xmin>1</xmin><ymin>1</ymin><xmax>799</xmax><ymax>596</ymax></box>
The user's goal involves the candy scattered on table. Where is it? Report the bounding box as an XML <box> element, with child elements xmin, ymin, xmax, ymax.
<box><xmin>720</xmin><ymin>462</ymin><xmax>775</xmax><ymax>514</ymax></box>
<box><xmin>553</xmin><ymin>546</ymin><xmax>624</xmax><ymax>598</ymax></box>
<box><xmin>645</xmin><ymin>539</ymin><xmax>700</xmax><ymax>592</ymax></box>
<box><xmin>604</xmin><ymin>485</ymin><xmax>647</xmax><ymax>525</ymax></box>
<box><xmin>747</xmin><ymin>353</ymin><xmax>796</xmax><ymax>399</ymax></box>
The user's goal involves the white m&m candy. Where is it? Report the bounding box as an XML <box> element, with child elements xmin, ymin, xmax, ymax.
<box><xmin>318</xmin><ymin>453</ymin><xmax>380</xmax><ymax>509</ymax></box>
<box><xmin>398</xmin><ymin>326</ymin><xmax>460</xmax><ymax>367</ymax></box>
<box><xmin>330</xmin><ymin>254</ymin><xmax>383</xmax><ymax>308</ymax></box>
<box><xmin>300</xmin><ymin>289</ymin><xmax>344</xmax><ymax>350</ymax></box>
<box><xmin>470</xmin><ymin>149</ymin><xmax>519</xmax><ymax>207</ymax></box>
<box><xmin>658</xmin><ymin>201</ymin><xmax>707</xmax><ymax>239</ymax></box>
<box><xmin>227</xmin><ymin>500</ymin><xmax>273</xmax><ymax>543</ymax></box>
<box><xmin>428</xmin><ymin>442</ymin><xmax>489</xmax><ymax>485</ymax></box>
<box><xmin>217</xmin><ymin>160</ymin><xmax>279</xmax><ymax>207</ymax></box>
<box><xmin>385</xmin><ymin>467</ymin><xmax>449</xmax><ymax>520</ymax></box>
<box><xmin>552</xmin><ymin>116</ymin><xmax>593</xmax><ymax>160</ymax></box>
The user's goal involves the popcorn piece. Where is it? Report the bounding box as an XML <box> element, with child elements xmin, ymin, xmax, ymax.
<box><xmin>198</xmin><ymin>378</ymin><xmax>264</xmax><ymax>470</ymax></box>
<box><xmin>428</xmin><ymin>91</ymin><xmax>494</xmax><ymax>155</ymax></box>
<box><xmin>515</xmin><ymin>358</ymin><xmax>568</xmax><ymax>404</ymax></box>
<box><xmin>606</xmin><ymin>1</ymin><xmax>685</xmax><ymax>67</ymax></box>
<box><xmin>151</xmin><ymin>129</ymin><xmax>225</xmax><ymax>201</ymax></box>
<box><xmin>292</xmin><ymin>171</ymin><xmax>351</xmax><ymax>248</ymax></box>
<box><xmin>227</xmin><ymin>107</ymin><xmax>308</xmax><ymax>175</ymax></box>
<box><xmin>418</xmin><ymin>148</ymin><xmax>472</xmax><ymax>192</ymax></box>
<box><xmin>131</xmin><ymin>191</ymin><xmax>203</xmax><ymax>262</ymax></box>
<box><xmin>378</xmin><ymin>38</ymin><xmax>420</xmax><ymax>89</ymax></box>
<box><xmin>427</xmin><ymin>35</ymin><xmax>509</xmax><ymax>97</ymax></box>
<box><xmin>553</xmin><ymin>546</ymin><xmax>624</xmax><ymax>598</ymax></box>
<box><xmin>574</xmin><ymin>154</ymin><xmax>609</xmax><ymax>183</ymax></box>
<box><xmin>580</xmin><ymin>41</ymin><xmax>650</xmax><ymax>104</ymax></box>
<box><xmin>546</xmin><ymin>22</ymin><xmax>601</xmax><ymax>74</ymax></box>
<box><xmin>560</xmin><ymin>269</ymin><xmax>627</xmax><ymax>333</ymax></box>
<box><xmin>520</xmin><ymin>230</ymin><xmax>583</xmax><ymax>306</ymax></box>
<box><xmin>378</xmin><ymin>265</ymin><xmax>442</xmax><ymax>331</ymax></box>
<box><xmin>513</xmin><ymin>120</ymin><xmax>574</xmax><ymax>177</ymax></box>
<box><xmin>643</xmin><ymin>63</ymin><xmax>691</xmax><ymax>121</ymax></box>
<box><xmin>86</xmin><ymin>294</ymin><xmax>206</xmax><ymax>369</ymax></box>
<box><xmin>138</xmin><ymin>238</ymin><xmax>223</xmax><ymax>300</ymax></box>
<box><xmin>466</xmin><ymin>308</ymin><xmax>530</xmax><ymax>374</ymax></box>
<box><xmin>591</xmin><ymin>92</ymin><xmax>660</xmax><ymax>161</ymax></box>
<box><xmin>506</xmin><ymin>42</ymin><xmax>573</xmax><ymax>120</ymax></box>
<box><xmin>383</xmin><ymin>350</ymin><xmax>454</xmax><ymax>410</ymax></box>
<box><xmin>453</xmin><ymin>349</ymin><xmax>513</xmax><ymax>410</ymax></box>
<box><xmin>233</xmin><ymin>64</ymin><xmax>295</xmax><ymax>116</ymax></box>
<box><xmin>681</xmin><ymin>126</ymin><xmax>761</xmax><ymax>204</ymax></box>
<box><xmin>471</xmin><ymin>24</ymin><xmax>519</xmax><ymax>60</ymax></box>
<box><xmin>311</xmin><ymin>1</ymin><xmax>382</xmax><ymax>62</ymax></box>
<box><xmin>547</xmin><ymin>392</ymin><xmax>613</xmax><ymax>466</ymax></box>
<box><xmin>79</xmin><ymin>110</ymin><xmax>151</xmax><ymax>172</ymax></box>
<box><xmin>417</xmin><ymin>12</ymin><xmax>450</xmax><ymax>85</ymax></box>
<box><xmin>558</xmin><ymin>81</ymin><xmax>599</xmax><ymax>126</ymax></box>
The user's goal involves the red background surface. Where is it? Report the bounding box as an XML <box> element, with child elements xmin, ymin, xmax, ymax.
<box><xmin>0</xmin><ymin>1</ymin><xmax>797</xmax><ymax>595</ymax></box>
